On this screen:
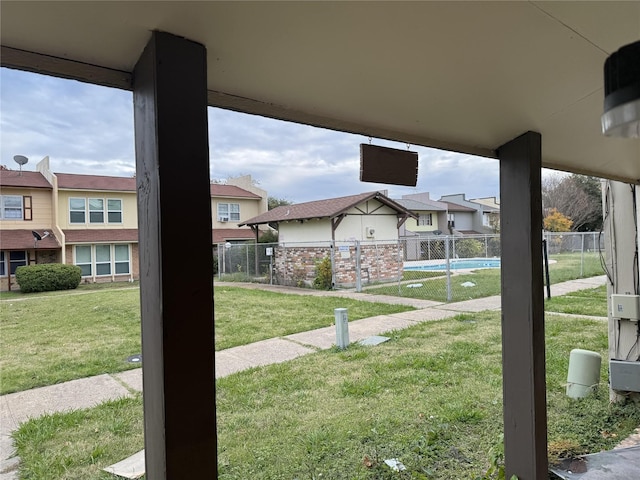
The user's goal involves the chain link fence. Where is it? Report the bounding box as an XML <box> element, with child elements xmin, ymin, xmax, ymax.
<box><xmin>214</xmin><ymin>232</ymin><xmax>605</xmax><ymax>302</ymax></box>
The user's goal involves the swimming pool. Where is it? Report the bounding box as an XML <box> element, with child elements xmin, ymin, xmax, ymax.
<box><xmin>404</xmin><ymin>258</ymin><xmax>501</xmax><ymax>271</ymax></box>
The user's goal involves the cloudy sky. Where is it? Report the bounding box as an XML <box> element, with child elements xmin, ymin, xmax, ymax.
<box><xmin>1</xmin><ymin>67</ymin><xmax>503</xmax><ymax>204</ymax></box>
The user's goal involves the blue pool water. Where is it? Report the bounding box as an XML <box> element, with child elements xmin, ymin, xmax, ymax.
<box><xmin>405</xmin><ymin>258</ymin><xmax>501</xmax><ymax>271</ymax></box>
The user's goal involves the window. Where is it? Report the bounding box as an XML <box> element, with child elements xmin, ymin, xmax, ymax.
<box><xmin>418</xmin><ymin>213</ymin><xmax>432</xmax><ymax>226</ymax></box>
<box><xmin>0</xmin><ymin>252</ymin><xmax>4</xmax><ymax>276</ymax></box>
<box><xmin>75</xmin><ymin>246</ymin><xmax>92</xmax><ymax>276</ymax></box>
<box><xmin>447</xmin><ymin>213</ymin><xmax>455</xmax><ymax>228</ymax></box>
<box><xmin>89</xmin><ymin>198</ymin><xmax>104</xmax><ymax>223</ymax></box>
<box><xmin>0</xmin><ymin>195</ymin><xmax>23</xmax><ymax>220</ymax></box>
<box><xmin>218</xmin><ymin>203</ymin><xmax>240</xmax><ymax>222</ymax></box>
<box><xmin>114</xmin><ymin>245</ymin><xmax>130</xmax><ymax>274</ymax></box>
<box><xmin>70</xmin><ymin>198</ymin><xmax>123</xmax><ymax>224</ymax></box>
<box><xmin>9</xmin><ymin>251</ymin><xmax>27</xmax><ymax>274</ymax></box>
<box><xmin>75</xmin><ymin>244</ymin><xmax>131</xmax><ymax>276</ymax></box>
<box><xmin>108</xmin><ymin>199</ymin><xmax>122</xmax><ymax>223</ymax></box>
<box><xmin>95</xmin><ymin>245</ymin><xmax>111</xmax><ymax>275</ymax></box>
<box><xmin>70</xmin><ymin>198</ymin><xmax>86</xmax><ymax>223</ymax></box>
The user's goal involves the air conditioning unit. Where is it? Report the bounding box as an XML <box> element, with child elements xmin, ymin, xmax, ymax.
<box><xmin>218</xmin><ymin>217</ymin><xmax>229</xmax><ymax>222</ymax></box>
<box><xmin>366</xmin><ymin>226</ymin><xmax>375</xmax><ymax>238</ymax></box>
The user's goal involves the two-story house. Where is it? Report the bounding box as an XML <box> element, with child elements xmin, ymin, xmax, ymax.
<box><xmin>211</xmin><ymin>175</ymin><xmax>268</xmax><ymax>244</ymax></box>
<box><xmin>439</xmin><ymin>193</ymin><xmax>498</xmax><ymax>234</ymax></box>
<box><xmin>56</xmin><ymin>172</ymin><xmax>139</xmax><ymax>284</ymax></box>
<box><xmin>395</xmin><ymin>192</ymin><xmax>448</xmax><ymax>236</ymax></box>
<box><xmin>0</xmin><ymin>158</ymin><xmax>268</xmax><ymax>291</ymax></box>
<box><xmin>0</xmin><ymin>163</ymin><xmax>60</xmax><ymax>290</ymax></box>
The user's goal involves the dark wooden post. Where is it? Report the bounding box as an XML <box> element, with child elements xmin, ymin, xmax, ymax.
<box><xmin>133</xmin><ymin>31</ymin><xmax>217</xmax><ymax>478</ymax></box>
<box><xmin>498</xmin><ymin>131</ymin><xmax>547</xmax><ymax>479</ymax></box>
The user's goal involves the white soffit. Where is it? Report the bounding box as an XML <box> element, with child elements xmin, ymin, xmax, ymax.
<box><xmin>1</xmin><ymin>1</ymin><xmax>639</xmax><ymax>181</ymax></box>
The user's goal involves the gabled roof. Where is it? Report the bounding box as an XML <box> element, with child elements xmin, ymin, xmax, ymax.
<box><xmin>63</xmin><ymin>229</ymin><xmax>139</xmax><ymax>243</ymax></box>
<box><xmin>240</xmin><ymin>191</ymin><xmax>415</xmax><ymax>226</ymax></box>
<box><xmin>210</xmin><ymin>184</ymin><xmax>261</xmax><ymax>199</ymax></box>
<box><xmin>56</xmin><ymin>173</ymin><xmax>137</xmax><ymax>192</ymax></box>
<box><xmin>0</xmin><ymin>229</ymin><xmax>61</xmax><ymax>250</ymax></box>
<box><xmin>394</xmin><ymin>198</ymin><xmax>447</xmax><ymax>212</ymax></box>
<box><xmin>0</xmin><ymin>169</ymin><xmax>52</xmax><ymax>189</ymax></box>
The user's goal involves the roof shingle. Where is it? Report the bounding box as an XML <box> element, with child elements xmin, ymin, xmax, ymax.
<box><xmin>63</xmin><ymin>229</ymin><xmax>139</xmax><ymax>243</ymax></box>
<box><xmin>0</xmin><ymin>169</ymin><xmax>52</xmax><ymax>189</ymax></box>
<box><xmin>240</xmin><ymin>191</ymin><xmax>414</xmax><ymax>226</ymax></box>
<box><xmin>210</xmin><ymin>184</ymin><xmax>261</xmax><ymax>199</ymax></box>
<box><xmin>56</xmin><ymin>173</ymin><xmax>137</xmax><ymax>192</ymax></box>
<box><xmin>212</xmin><ymin>228</ymin><xmax>257</xmax><ymax>243</ymax></box>
<box><xmin>0</xmin><ymin>229</ymin><xmax>60</xmax><ymax>250</ymax></box>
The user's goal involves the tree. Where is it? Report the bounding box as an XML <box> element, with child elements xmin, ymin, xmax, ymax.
<box><xmin>541</xmin><ymin>173</ymin><xmax>603</xmax><ymax>231</ymax></box>
<box><xmin>268</xmin><ymin>196</ymin><xmax>292</xmax><ymax>210</ymax></box>
<box><xmin>543</xmin><ymin>208</ymin><xmax>573</xmax><ymax>232</ymax></box>
<box><xmin>258</xmin><ymin>229</ymin><xmax>278</xmax><ymax>243</ymax></box>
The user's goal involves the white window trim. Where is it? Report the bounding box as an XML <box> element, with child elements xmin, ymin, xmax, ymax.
<box><xmin>218</xmin><ymin>202</ymin><xmax>240</xmax><ymax>222</ymax></box>
<box><xmin>107</xmin><ymin>199</ymin><xmax>123</xmax><ymax>224</ymax></box>
<box><xmin>0</xmin><ymin>195</ymin><xmax>24</xmax><ymax>220</ymax></box>
<box><xmin>69</xmin><ymin>197</ymin><xmax>87</xmax><ymax>224</ymax></box>
<box><xmin>75</xmin><ymin>244</ymin><xmax>131</xmax><ymax>277</ymax></box>
<box><xmin>89</xmin><ymin>198</ymin><xmax>105</xmax><ymax>224</ymax></box>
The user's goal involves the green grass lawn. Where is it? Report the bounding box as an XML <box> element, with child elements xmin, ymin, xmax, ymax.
<box><xmin>545</xmin><ymin>285</ymin><xmax>608</xmax><ymax>317</ymax></box>
<box><xmin>367</xmin><ymin>252</ymin><xmax>604</xmax><ymax>302</ymax></box>
<box><xmin>13</xmin><ymin>312</ymin><xmax>640</xmax><ymax>480</ymax></box>
<box><xmin>0</xmin><ymin>286</ymin><xmax>414</xmax><ymax>394</ymax></box>
<box><xmin>214</xmin><ymin>287</ymin><xmax>414</xmax><ymax>350</ymax></box>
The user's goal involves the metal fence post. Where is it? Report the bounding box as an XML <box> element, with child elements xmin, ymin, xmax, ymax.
<box><xmin>580</xmin><ymin>233</ymin><xmax>585</xmax><ymax>277</ymax></box>
<box><xmin>330</xmin><ymin>241</ymin><xmax>336</xmax><ymax>289</ymax></box>
<box><xmin>445</xmin><ymin>237</ymin><xmax>452</xmax><ymax>302</ymax></box>
<box><xmin>355</xmin><ymin>240</ymin><xmax>362</xmax><ymax>292</ymax></box>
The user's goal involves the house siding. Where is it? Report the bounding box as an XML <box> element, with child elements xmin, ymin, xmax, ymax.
<box><xmin>1</xmin><ymin>187</ymin><xmax>53</xmax><ymax>230</ymax></box>
<box><xmin>212</xmin><ymin>197</ymin><xmax>263</xmax><ymax>229</ymax></box>
<box><xmin>57</xmin><ymin>190</ymin><xmax>138</xmax><ymax>230</ymax></box>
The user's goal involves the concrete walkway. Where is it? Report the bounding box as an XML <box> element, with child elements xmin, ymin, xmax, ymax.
<box><xmin>0</xmin><ymin>276</ymin><xmax>608</xmax><ymax>478</ymax></box>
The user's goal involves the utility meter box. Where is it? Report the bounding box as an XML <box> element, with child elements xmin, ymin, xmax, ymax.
<box><xmin>610</xmin><ymin>294</ymin><xmax>640</xmax><ymax>321</ymax></box>
<box><xmin>610</xmin><ymin>360</ymin><xmax>640</xmax><ymax>392</ymax></box>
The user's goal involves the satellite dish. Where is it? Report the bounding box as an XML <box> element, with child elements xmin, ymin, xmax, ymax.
<box><xmin>13</xmin><ymin>155</ymin><xmax>29</xmax><ymax>176</ymax></box>
<box><xmin>32</xmin><ymin>231</ymin><xmax>42</xmax><ymax>241</ymax></box>
<box><xmin>433</xmin><ymin>230</ymin><xmax>443</xmax><ymax>235</ymax></box>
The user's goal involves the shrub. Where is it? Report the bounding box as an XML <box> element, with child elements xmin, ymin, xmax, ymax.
<box><xmin>455</xmin><ymin>238</ymin><xmax>484</xmax><ymax>258</ymax></box>
<box><xmin>313</xmin><ymin>256</ymin><xmax>333</xmax><ymax>290</ymax></box>
<box><xmin>15</xmin><ymin>263</ymin><xmax>81</xmax><ymax>293</ymax></box>
<box><xmin>212</xmin><ymin>255</ymin><xmax>219</xmax><ymax>275</ymax></box>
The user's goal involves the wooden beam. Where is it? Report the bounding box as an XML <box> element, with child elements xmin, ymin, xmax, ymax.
<box><xmin>498</xmin><ymin>131</ymin><xmax>547</xmax><ymax>479</ymax></box>
<box><xmin>133</xmin><ymin>31</ymin><xmax>216</xmax><ymax>479</ymax></box>
<box><xmin>1</xmin><ymin>46</ymin><xmax>131</xmax><ymax>90</ymax></box>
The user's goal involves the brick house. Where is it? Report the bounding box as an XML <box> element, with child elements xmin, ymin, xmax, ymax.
<box><xmin>240</xmin><ymin>191</ymin><xmax>415</xmax><ymax>287</ymax></box>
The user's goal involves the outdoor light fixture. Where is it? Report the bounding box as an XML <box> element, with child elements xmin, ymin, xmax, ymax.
<box><xmin>602</xmin><ymin>40</ymin><xmax>640</xmax><ymax>138</ymax></box>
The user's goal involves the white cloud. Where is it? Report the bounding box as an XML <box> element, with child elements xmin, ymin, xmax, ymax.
<box><xmin>2</xmin><ymin>67</ymin><xmax>501</xmax><ymax>203</ymax></box>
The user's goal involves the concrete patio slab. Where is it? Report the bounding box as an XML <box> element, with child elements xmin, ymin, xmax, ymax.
<box><xmin>550</xmin><ymin>445</ymin><xmax>640</xmax><ymax>480</ymax></box>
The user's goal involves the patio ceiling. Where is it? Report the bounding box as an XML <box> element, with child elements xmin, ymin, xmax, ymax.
<box><xmin>1</xmin><ymin>1</ymin><xmax>638</xmax><ymax>179</ymax></box>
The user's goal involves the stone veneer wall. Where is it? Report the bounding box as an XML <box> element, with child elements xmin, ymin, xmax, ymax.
<box><xmin>274</xmin><ymin>243</ymin><xmax>402</xmax><ymax>288</ymax></box>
